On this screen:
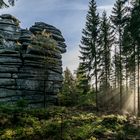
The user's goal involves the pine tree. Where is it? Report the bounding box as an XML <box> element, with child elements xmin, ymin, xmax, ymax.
<box><xmin>111</xmin><ymin>0</ymin><xmax>127</xmax><ymax>110</ymax></box>
<box><xmin>76</xmin><ymin>63</ymin><xmax>90</xmax><ymax>94</ymax></box>
<box><xmin>111</xmin><ymin>46</ymin><xmax>120</xmax><ymax>89</ymax></box>
<box><xmin>98</xmin><ymin>11</ymin><xmax>114</xmax><ymax>108</ymax></box>
<box><xmin>130</xmin><ymin>0</ymin><xmax>140</xmax><ymax>116</ymax></box>
<box><xmin>59</xmin><ymin>67</ymin><xmax>77</xmax><ymax>106</ymax></box>
<box><xmin>79</xmin><ymin>0</ymin><xmax>100</xmax><ymax>111</ymax></box>
<box><xmin>122</xmin><ymin>21</ymin><xmax>136</xmax><ymax>111</ymax></box>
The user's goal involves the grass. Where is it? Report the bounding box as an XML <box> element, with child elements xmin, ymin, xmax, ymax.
<box><xmin>0</xmin><ymin>104</ymin><xmax>140</xmax><ymax>140</ymax></box>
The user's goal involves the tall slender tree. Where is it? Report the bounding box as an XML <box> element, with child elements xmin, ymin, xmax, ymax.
<box><xmin>111</xmin><ymin>0</ymin><xmax>127</xmax><ymax>110</ymax></box>
<box><xmin>98</xmin><ymin>11</ymin><xmax>114</xmax><ymax>108</ymax></box>
<box><xmin>122</xmin><ymin>20</ymin><xmax>136</xmax><ymax>111</ymax></box>
<box><xmin>111</xmin><ymin>47</ymin><xmax>120</xmax><ymax>89</ymax></box>
<box><xmin>79</xmin><ymin>0</ymin><xmax>100</xmax><ymax>111</ymax></box>
<box><xmin>130</xmin><ymin>0</ymin><xmax>140</xmax><ymax>116</ymax></box>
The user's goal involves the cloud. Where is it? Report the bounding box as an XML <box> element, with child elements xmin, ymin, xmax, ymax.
<box><xmin>62</xmin><ymin>47</ymin><xmax>80</xmax><ymax>72</ymax></box>
<box><xmin>98</xmin><ymin>5</ymin><xmax>113</xmax><ymax>10</ymax></box>
<box><xmin>0</xmin><ymin>0</ymin><xmax>115</xmax><ymax>72</ymax></box>
<box><xmin>98</xmin><ymin>5</ymin><xmax>113</xmax><ymax>15</ymax></box>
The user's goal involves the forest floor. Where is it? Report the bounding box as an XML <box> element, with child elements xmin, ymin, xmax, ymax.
<box><xmin>0</xmin><ymin>104</ymin><xmax>140</xmax><ymax>140</ymax></box>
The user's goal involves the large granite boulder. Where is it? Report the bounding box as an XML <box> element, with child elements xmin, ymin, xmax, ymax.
<box><xmin>0</xmin><ymin>14</ymin><xmax>67</xmax><ymax>107</ymax></box>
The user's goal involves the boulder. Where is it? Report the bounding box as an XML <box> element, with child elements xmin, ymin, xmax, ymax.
<box><xmin>0</xmin><ymin>14</ymin><xmax>67</xmax><ymax>107</ymax></box>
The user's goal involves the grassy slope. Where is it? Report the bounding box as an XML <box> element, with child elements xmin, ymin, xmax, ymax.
<box><xmin>0</xmin><ymin>105</ymin><xmax>140</xmax><ymax>140</ymax></box>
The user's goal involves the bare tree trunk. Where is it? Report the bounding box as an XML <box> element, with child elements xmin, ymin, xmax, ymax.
<box><xmin>125</xmin><ymin>55</ymin><xmax>128</xmax><ymax>95</ymax></box>
<box><xmin>137</xmin><ymin>45</ymin><xmax>140</xmax><ymax>116</ymax></box>
<box><xmin>119</xmin><ymin>29</ymin><xmax>122</xmax><ymax>110</ymax></box>
<box><xmin>134</xmin><ymin>45</ymin><xmax>136</xmax><ymax>115</ymax></box>
<box><xmin>44</xmin><ymin>80</ymin><xmax>46</xmax><ymax>108</ymax></box>
<box><xmin>106</xmin><ymin>70</ymin><xmax>108</xmax><ymax>109</ymax></box>
<box><xmin>95</xmin><ymin>54</ymin><xmax>98</xmax><ymax>112</ymax></box>
<box><xmin>115</xmin><ymin>46</ymin><xmax>117</xmax><ymax>89</ymax></box>
<box><xmin>134</xmin><ymin>71</ymin><xmax>136</xmax><ymax>114</ymax></box>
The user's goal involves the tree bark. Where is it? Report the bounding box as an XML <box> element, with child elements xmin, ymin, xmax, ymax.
<box><xmin>119</xmin><ymin>28</ymin><xmax>122</xmax><ymax>110</ymax></box>
<box><xmin>115</xmin><ymin>46</ymin><xmax>117</xmax><ymax>88</ymax></box>
<box><xmin>134</xmin><ymin>45</ymin><xmax>136</xmax><ymax>115</ymax></box>
<box><xmin>95</xmin><ymin>53</ymin><xmax>98</xmax><ymax>112</ymax></box>
<box><xmin>137</xmin><ymin>45</ymin><xmax>140</xmax><ymax>116</ymax></box>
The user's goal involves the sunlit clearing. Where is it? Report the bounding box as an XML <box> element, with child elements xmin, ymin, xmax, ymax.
<box><xmin>122</xmin><ymin>91</ymin><xmax>137</xmax><ymax>116</ymax></box>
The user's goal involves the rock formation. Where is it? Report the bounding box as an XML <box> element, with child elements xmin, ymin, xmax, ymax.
<box><xmin>0</xmin><ymin>14</ymin><xmax>66</xmax><ymax>107</ymax></box>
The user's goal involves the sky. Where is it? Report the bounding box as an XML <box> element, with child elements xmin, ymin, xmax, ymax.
<box><xmin>0</xmin><ymin>0</ymin><xmax>116</xmax><ymax>72</ymax></box>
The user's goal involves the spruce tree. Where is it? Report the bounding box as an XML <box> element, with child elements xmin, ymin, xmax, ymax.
<box><xmin>60</xmin><ymin>67</ymin><xmax>77</xmax><ymax>106</ymax></box>
<box><xmin>130</xmin><ymin>0</ymin><xmax>140</xmax><ymax>116</ymax></box>
<box><xmin>111</xmin><ymin>46</ymin><xmax>120</xmax><ymax>89</ymax></box>
<box><xmin>79</xmin><ymin>0</ymin><xmax>100</xmax><ymax>111</ymax></box>
<box><xmin>122</xmin><ymin>21</ymin><xmax>136</xmax><ymax>111</ymax></box>
<box><xmin>111</xmin><ymin>0</ymin><xmax>127</xmax><ymax>110</ymax></box>
<box><xmin>76</xmin><ymin>63</ymin><xmax>90</xmax><ymax>94</ymax></box>
<box><xmin>98</xmin><ymin>11</ymin><xmax>114</xmax><ymax>108</ymax></box>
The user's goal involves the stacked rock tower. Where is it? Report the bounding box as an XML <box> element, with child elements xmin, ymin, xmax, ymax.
<box><xmin>0</xmin><ymin>14</ymin><xmax>67</xmax><ymax>107</ymax></box>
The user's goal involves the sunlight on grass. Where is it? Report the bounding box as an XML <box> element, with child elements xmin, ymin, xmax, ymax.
<box><xmin>0</xmin><ymin>105</ymin><xmax>140</xmax><ymax>139</ymax></box>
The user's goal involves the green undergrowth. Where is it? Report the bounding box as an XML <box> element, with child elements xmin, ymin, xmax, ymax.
<box><xmin>0</xmin><ymin>104</ymin><xmax>140</xmax><ymax>140</ymax></box>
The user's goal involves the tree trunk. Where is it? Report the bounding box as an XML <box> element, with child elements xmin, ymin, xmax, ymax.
<box><xmin>125</xmin><ymin>55</ymin><xmax>128</xmax><ymax>95</ymax></box>
<box><xmin>134</xmin><ymin>45</ymin><xmax>136</xmax><ymax>115</ymax></box>
<box><xmin>137</xmin><ymin>45</ymin><xmax>140</xmax><ymax>116</ymax></box>
<box><xmin>106</xmin><ymin>70</ymin><xmax>108</xmax><ymax>109</ymax></box>
<box><xmin>44</xmin><ymin>80</ymin><xmax>46</xmax><ymax>108</ymax></box>
<box><xmin>115</xmin><ymin>46</ymin><xmax>117</xmax><ymax>88</ymax></box>
<box><xmin>119</xmin><ymin>28</ymin><xmax>122</xmax><ymax>110</ymax></box>
<box><xmin>134</xmin><ymin>71</ymin><xmax>136</xmax><ymax>114</ymax></box>
<box><xmin>95</xmin><ymin>54</ymin><xmax>98</xmax><ymax>112</ymax></box>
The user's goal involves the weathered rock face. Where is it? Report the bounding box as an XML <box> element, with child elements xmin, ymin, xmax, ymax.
<box><xmin>0</xmin><ymin>14</ymin><xmax>66</xmax><ymax>107</ymax></box>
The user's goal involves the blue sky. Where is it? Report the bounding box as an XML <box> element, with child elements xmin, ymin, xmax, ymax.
<box><xmin>1</xmin><ymin>0</ymin><xmax>115</xmax><ymax>72</ymax></box>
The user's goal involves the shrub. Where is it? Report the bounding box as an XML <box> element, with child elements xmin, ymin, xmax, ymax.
<box><xmin>16</xmin><ymin>99</ymin><xmax>28</xmax><ymax>108</ymax></box>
